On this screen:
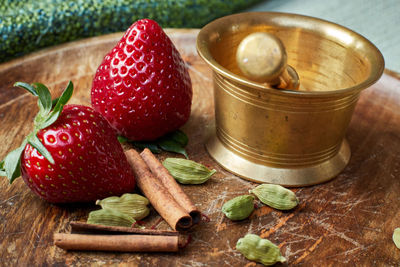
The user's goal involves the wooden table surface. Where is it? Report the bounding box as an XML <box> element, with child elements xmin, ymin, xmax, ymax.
<box><xmin>0</xmin><ymin>29</ymin><xmax>399</xmax><ymax>266</ymax></box>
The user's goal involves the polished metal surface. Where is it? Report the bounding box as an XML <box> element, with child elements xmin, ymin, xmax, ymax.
<box><xmin>197</xmin><ymin>12</ymin><xmax>384</xmax><ymax>186</ymax></box>
<box><xmin>236</xmin><ymin>32</ymin><xmax>287</xmax><ymax>83</ymax></box>
<box><xmin>236</xmin><ymin>31</ymin><xmax>300</xmax><ymax>90</ymax></box>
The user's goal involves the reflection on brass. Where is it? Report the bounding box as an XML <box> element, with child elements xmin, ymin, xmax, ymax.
<box><xmin>236</xmin><ymin>32</ymin><xmax>299</xmax><ymax>90</ymax></box>
<box><xmin>236</xmin><ymin>32</ymin><xmax>286</xmax><ymax>83</ymax></box>
<box><xmin>196</xmin><ymin>12</ymin><xmax>384</xmax><ymax>186</ymax></box>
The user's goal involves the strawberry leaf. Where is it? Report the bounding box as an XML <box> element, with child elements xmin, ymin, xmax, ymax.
<box><xmin>158</xmin><ymin>139</ymin><xmax>188</xmax><ymax>158</ymax></box>
<box><xmin>2</xmin><ymin>144</ymin><xmax>26</xmax><ymax>183</ymax></box>
<box><xmin>33</xmin><ymin>83</ymin><xmax>52</xmax><ymax>116</ymax></box>
<box><xmin>166</xmin><ymin>130</ymin><xmax>188</xmax><ymax>147</ymax></box>
<box><xmin>14</xmin><ymin>82</ymin><xmax>38</xmax><ymax>96</ymax></box>
<box><xmin>52</xmin><ymin>81</ymin><xmax>73</xmax><ymax>110</ymax></box>
<box><xmin>27</xmin><ymin>133</ymin><xmax>55</xmax><ymax>164</ymax></box>
<box><xmin>42</xmin><ymin>81</ymin><xmax>73</xmax><ymax>129</ymax></box>
<box><xmin>1</xmin><ymin>81</ymin><xmax>73</xmax><ymax>182</ymax></box>
<box><xmin>117</xmin><ymin>136</ymin><xmax>129</xmax><ymax>143</ymax></box>
<box><xmin>0</xmin><ymin>161</ymin><xmax>6</xmax><ymax>177</ymax></box>
<box><xmin>157</xmin><ymin>130</ymin><xmax>189</xmax><ymax>158</ymax></box>
<box><xmin>118</xmin><ymin>130</ymin><xmax>189</xmax><ymax>157</ymax></box>
<box><xmin>51</xmin><ymin>97</ymin><xmax>59</xmax><ymax>109</ymax></box>
<box><xmin>118</xmin><ymin>135</ymin><xmax>161</xmax><ymax>153</ymax></box>
<box><xmin>132</xmin><ymin>141</ymin><xmax>161</xmax><ymax>154</ymax></box>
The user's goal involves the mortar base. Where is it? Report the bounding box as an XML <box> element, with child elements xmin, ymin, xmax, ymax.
<box><xmin>205</xmin><ymin>135</ymin><xmax>350</xmax><ymax>187</ymax></box>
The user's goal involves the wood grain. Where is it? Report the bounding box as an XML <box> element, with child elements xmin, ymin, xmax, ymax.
<box><xmin>0</xmin><ymin>29</ymin><xmax>399</xmax><ymax>266</ymax></box>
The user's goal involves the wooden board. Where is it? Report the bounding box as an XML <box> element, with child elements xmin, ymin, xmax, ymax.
<box><xmin>0</xmin><ymin>29</ymin><xmax>400</xmax><ymax>266</ymax></box>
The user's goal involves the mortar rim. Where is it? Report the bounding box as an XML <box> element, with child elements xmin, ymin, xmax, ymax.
<box><xmin>196</xmin><ymin>12</ymin><xmax>385</xmax><ymax>97</ymax></box>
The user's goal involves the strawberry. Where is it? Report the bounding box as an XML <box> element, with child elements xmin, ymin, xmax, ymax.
<box><xmin>0</xmin><ymin>82</ymin><xmax>135</xmax><ymax>203</ymax></box>
<box><xmin>91</xmin><ymin>19</ymin><xmax>192</xmax><ymax>141</ymax></box>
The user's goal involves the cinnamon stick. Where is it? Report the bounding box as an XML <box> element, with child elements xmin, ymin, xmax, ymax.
<box><xmin>70</xmin><ymin>221</ymin><xmax>178</xmax><ymax>236</ymax></box>
<box><xmin>140</xmin><ymin>148</ymin><xmax>201</xmax><ymax>224</ymax></box>
<box><xmin>54</xmin><ymin>233</ymin><xmax>178</xmax><ymax>252</ymax></box>
<box><xmin>125</xmin><ymin>149</ymin><xmax>192</xmax><ymax>231</ymax></box>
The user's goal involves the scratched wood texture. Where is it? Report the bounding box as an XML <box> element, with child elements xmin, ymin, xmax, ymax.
<box><xmin>0</xmin><ymin>29</ymin><xmax>400</xmax><ymax>266</ymax></box>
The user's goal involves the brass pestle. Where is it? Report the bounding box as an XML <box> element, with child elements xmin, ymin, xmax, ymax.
<box><xmin>236</xmin><ymin>32</ymin><xmax>300</xmax><ymax>90</ymax></box>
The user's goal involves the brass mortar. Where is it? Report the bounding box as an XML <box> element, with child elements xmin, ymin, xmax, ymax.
<box><xmin>196</xmin><ymin>12</ymin><xmax>384</xmax><ymax>186</ymax></box>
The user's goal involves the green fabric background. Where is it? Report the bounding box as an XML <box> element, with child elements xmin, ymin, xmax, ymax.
<box><xmin>0</xmin><ymin>0</ymin><xmax>263</xmax><ymax>62</ymax></box>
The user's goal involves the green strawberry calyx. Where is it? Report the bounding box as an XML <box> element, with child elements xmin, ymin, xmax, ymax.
<box><xmin>0</xmin><ymin>81</ymin><xmax>73</xmax><ymax>183</ymax></box>
<box><xmin>118</xmin><ymin>129</ymin><xmax>189</xmax><ymax>158</ymax></box>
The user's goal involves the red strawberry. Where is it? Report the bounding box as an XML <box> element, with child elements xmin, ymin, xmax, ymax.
<box><xmin>0</xmin><ymin>82</ymin><xmax>135</xmax><ymax>203</ymax></box>
<box><xmin>91</xmin><ymin>19</ymin><xmax>192</xmax><ymax>141</ymax></box>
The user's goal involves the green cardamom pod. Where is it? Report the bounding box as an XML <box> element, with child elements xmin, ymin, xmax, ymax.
<box><xmin>393</xmin><ymin>228</ymin><xmax>400</xmax><ymax>249</ymax></box>
<box><xmin>236</xmin><ymin>234</ymin><xmax>286</xmax><ymax>266</ymax></box>
<box><xmin>162</xmin><ymin>158</ymin><xmax>216</xmax><ymax>184</ymax></box>
<box><xmin>87</xmin><ymin>209</ymin><xmax>136</xmax><ymax>227</ymax></box>
<box><xmin>250</xmin><ymin>184</ymin><xmax>298</xmax><ymax>210</ymax></box>
<box><xmin>96</xmin><ymin>193</ymin><xmax>150</xmax><ymax>220</ymax></box>
<box><xmin>222</xmin><ymin>195</ymin><xmax>254</xmax><ymax>220</ymax></box>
